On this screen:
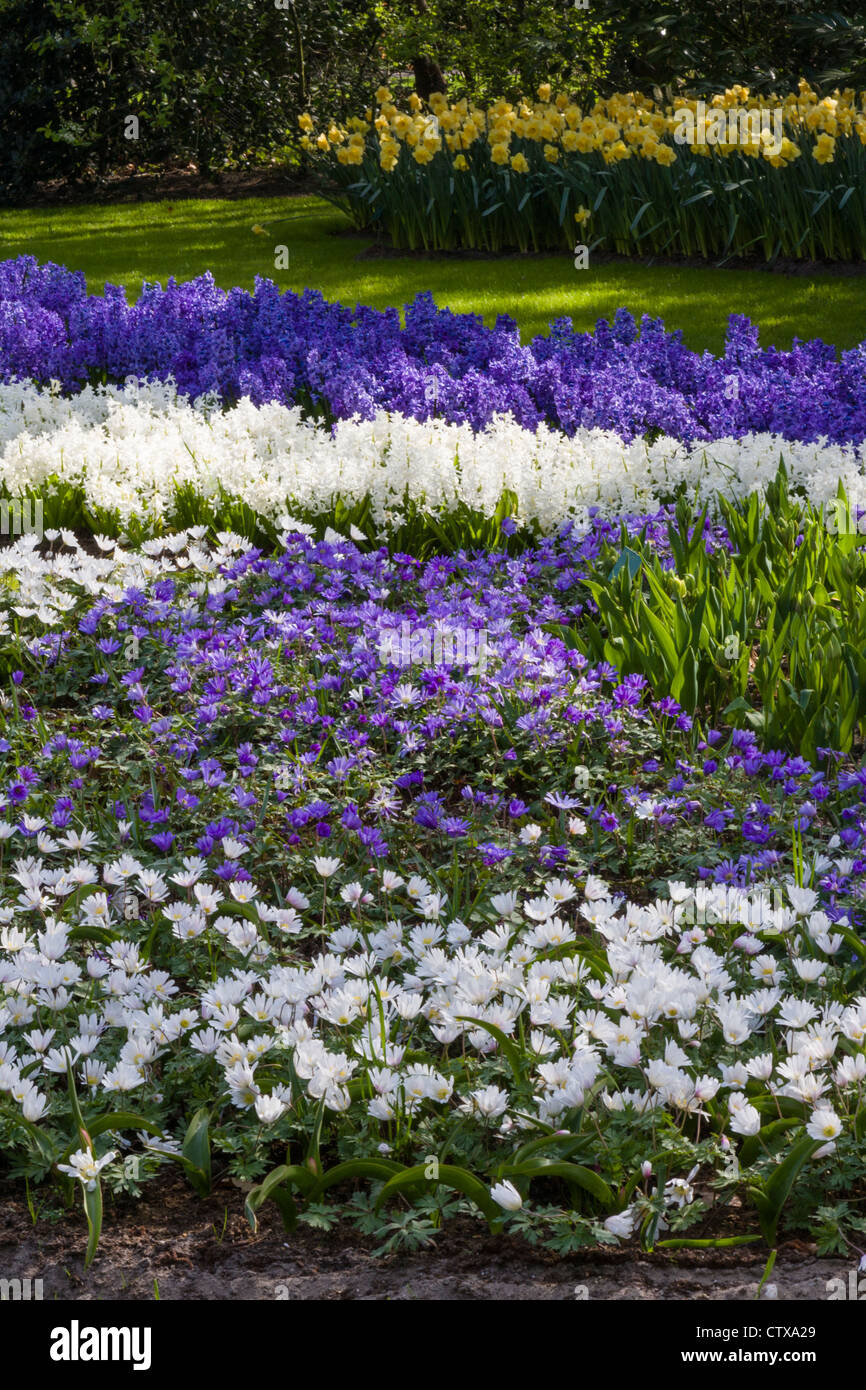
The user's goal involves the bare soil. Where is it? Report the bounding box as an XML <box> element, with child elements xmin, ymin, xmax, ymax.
<box><xmin>0</xmin><ymin>1174</ymin><xmax>848</xmax><ymax>1301</ymax></box>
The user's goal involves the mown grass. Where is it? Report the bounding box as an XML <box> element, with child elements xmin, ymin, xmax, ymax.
<box><xmin>2</xmin><ymin>193</ymin><xmax>864</xmax><ymax>352</ymax></box>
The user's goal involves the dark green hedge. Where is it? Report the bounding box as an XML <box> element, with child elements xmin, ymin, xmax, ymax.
<box><xmin>0</xmin><ymin>0</ymin><xmax>381</xmax><ymax>199</ymax></box>
<box><xmin>3</xmin><ymin>1</ymin><xmax>866</xmax><ymax>202</ymax></box>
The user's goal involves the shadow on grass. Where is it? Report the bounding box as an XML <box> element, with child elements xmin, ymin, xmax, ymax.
<box><xmin>2</xmin><ymin>196</ymin><xmax>863</xmax><ymax>353</ymax></box>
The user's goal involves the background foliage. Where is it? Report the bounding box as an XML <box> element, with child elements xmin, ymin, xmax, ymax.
<box><xmin>0</xmin><ymin>0</ymin><xmax>380</xmax><ymax>197</ymax></box>
<box><xmin>595</xmin><ymin>0</ymin><xmax>866</xmax><ymax>94</ymax></box>
<box><xmin>2</xmin><ymin>1</ymin><xmax>866</xmax><ymax>201</ymax></box>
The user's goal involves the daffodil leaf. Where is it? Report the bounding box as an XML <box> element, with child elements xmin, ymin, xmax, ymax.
<box><xmin>376</xmin><ymin>1163</ymin><xmax>502</xmax><ymax>1227</ymax></box>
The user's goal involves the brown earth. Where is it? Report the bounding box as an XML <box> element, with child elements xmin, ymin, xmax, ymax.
<box><xmin>0</xmin><ymin>1173</ymin><xmax>850</xmax><ymax>1301</ymax></box>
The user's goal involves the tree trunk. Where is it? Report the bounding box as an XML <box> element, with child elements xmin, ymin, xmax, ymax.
<box><xmin>412</xmin><ymin>54</ymin><xmax>446</xmax><ymax>100</ymax></box>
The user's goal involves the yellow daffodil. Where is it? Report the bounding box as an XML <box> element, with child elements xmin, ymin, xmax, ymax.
<box><xmin>306</xmin><ymin>81</ymin><xmax>866</xmax><ymax>234</ymax></box>
<box><xmin>813</xmin><ymin>132</ymin><xmax>836</xmax><ymax>163</ymax></box>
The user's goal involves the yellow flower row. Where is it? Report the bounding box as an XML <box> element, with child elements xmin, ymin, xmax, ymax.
<box><xmin>299</xmin><ymin>78</ymin><xmax>866</xmax><ymax>173</ymax></box>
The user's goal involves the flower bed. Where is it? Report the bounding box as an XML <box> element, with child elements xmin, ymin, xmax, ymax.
<box><xmin>301</xmin><ymin>81</ymin><xmax>866</xmax><ymax>259</ymax></box>
<box><xmin>4</xmin><ymin>257</ymin><xmax>866</xmax><ymax>445</ymax></box>
<box><xmin>0</xmin><ymin>519</ymin><xmax>865</xmax><ymax>1263</ymax></box>
<box><xmin>4</xmin><ymin>378</ymin><xmax>866</xmax><ymax>539</ymax></box>
<box><xmin>2</xmin><ymin>255</ymin><xmax>865</xmax><ymax>1270</ymax></box>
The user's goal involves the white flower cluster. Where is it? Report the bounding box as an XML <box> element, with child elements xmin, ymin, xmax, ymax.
<box><xmin>0</xmin><ymin>526</ymin><xmax>253</xmax><ymax>633</ymax></box>
<box><xmin>1</xmin><ymin>840</ymin><xmax>861</xmax><ymax>1216</ymax></box>
<box><xmin>2</xmin><ymin>379</ymin><xmax>865</xmax><ymax>533</ymax></box>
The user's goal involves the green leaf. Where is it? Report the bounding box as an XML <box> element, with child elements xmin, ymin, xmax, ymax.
<box><xmin>245</xmin><ymin>1163</ymin><xmax>316</xmax><ymax>1233</ymax></box>
<box><xmin>16</xmin><ymin>1117</ymin><xmax>58</xmax><ymax>1165</ymax></box>
<box><xmin>68</xmin><ymin>925</ymin><xmax>117</xmax><ymax>946</ymax></box>
<box><xmin>639</xmin><ymin>600</ymin><xmax>679</xmax><ymax>675</ymax></box>
<box><xmin>656</xmin><ymin>1235</ymin><xmax>761</xmax><ymax>1250</ymax></box>
<box><xmin>738</xmin><ymin>1116</ymin><xmax>801</xmax><ymax>1167</ymax></box>
<box><xmin>748</xmin><ymin>1136</ymin><xmax>819</xmax><ymax>1246</ymax></box>
<box><xmin>673</xmin><ymin>647</ymin><xmax>698</xmax><ymax>713</ymax></box>
<box><xmin>305</xmin><ymin>1094</ymin><xmax>327</xmax><ymax>1171</ymax></box>
<box><xmin>86</xmin><ymin>1112</ymin><xmax>163</xmax><ymax>1142</ymax></box>
<box><xmin>83</xmin><ymin>1179</ymin><xmax>104</xmax><ymax>1269</ymax></box>
<box><xmin>629</xmin><ymin>200</ymin><xmax>653</xmax><ymax>232</ymax></box>
<box><xmin>835</xmin><ymin>925</ymin><xmax>866</xmax><ymax>963</ymax></box>
<box><xmin>306</xmin><ymin>1158</ymin><xmax>405</xmax><ymax>1203</ymax></box>
<box><xmin>757</xmin><ymin>1248</ymin><xmax>778</xmax><ymax>1298</ymax></box>
<box><xmin>501</xmin><ymin>1159</ymin><xmax>615</xmax><ymax>1209</ymax></box>
<box><xmin>455</xmin><ymin>1015</ymin><xmax>524</xmax><ymax>1085</ymax></box>
<box><xmin>376</xmin><ymin>1163</ymin><xmax>502</xmax><ymax>1227</ymax></box>
<box><xmin>511</xmin><ymin>1131</ymin><xmax>589</xmax><ymax>1167</ymax></box>
<box><xmin>180</xmin><ymin>1107</ymin><xmax>212</xmax><ymax>1197</ymax></box>
<box><xmin>609</xmin><ymin>546</ymin><xmax>643</xmax><ymax>583</ymax></box>
<box><xmin>66</xmin><ymin>1059</ymin><xmax>86</xmax><ymax>1144</ymax></box>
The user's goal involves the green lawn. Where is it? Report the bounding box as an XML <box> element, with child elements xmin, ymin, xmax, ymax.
<box><xmin>2</xmin><ymin>193</ymin><xmax>865</xmax><ymax>353</ymax></box>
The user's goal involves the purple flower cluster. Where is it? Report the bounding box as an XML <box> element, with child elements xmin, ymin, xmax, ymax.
<box><xmin>9</xmin><ymin>514</ymin><xmax>866</xmax><ymax>931</ymax></box>
<box><xmin>2</xmin><ymin>255</ymin><xmax>866</xmax><ymax>445</ymax></box>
